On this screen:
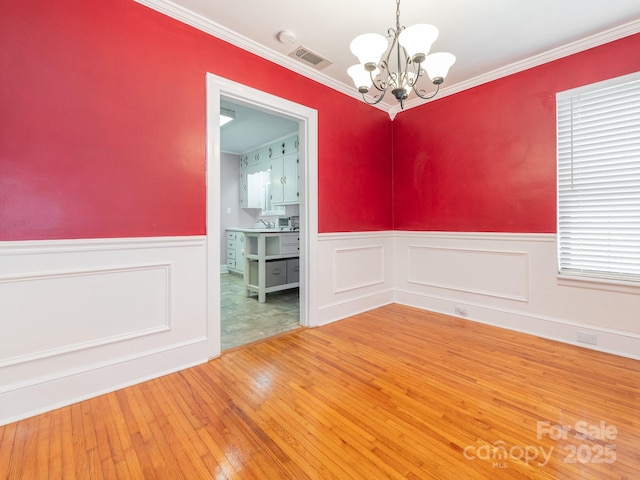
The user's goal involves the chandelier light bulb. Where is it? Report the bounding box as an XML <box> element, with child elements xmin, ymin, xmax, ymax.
<box><xmin>423</xmin><ymin>52</ymin><xmax>456</xmax><ymax>84</ymax></box>
<box><xmin>347</xmin><ymin>64</ymin><xmax>375</xmax><ymax>93</ymax></box>
<box><xmin>398</xmin><ymin>24</ymin><xmax>439</xmax><ymax>64</ymax></box>
<box><xmin>350</xmin><ymin>33</ymin><xmax>388</xmax><ymax>70</ymax></box>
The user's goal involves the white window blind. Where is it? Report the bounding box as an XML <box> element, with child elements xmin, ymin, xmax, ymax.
<box><xmin>557</xmin><ymin>72</ymin><xmax>640</xmax><ymax>283</ymax></box>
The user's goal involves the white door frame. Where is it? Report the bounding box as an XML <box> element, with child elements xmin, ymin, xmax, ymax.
<box><xmin>205</xmin><ymin>73</ymin><xmax>319</xmax><ymax>358</ymax></box>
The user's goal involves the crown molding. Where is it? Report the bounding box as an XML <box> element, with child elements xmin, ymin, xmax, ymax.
<box><xmin>134</xmin><ymin>0</ymin><xmax>394</xmax><ymax>115</ymax></box>
<box><xmin>398</xmin><ymin>18</ymin><xmax>640</xmax><ymax>114</ymax></box>
<box><xmin>135</xmin><ymin>0</ymin><xmax>639</xmax><ymax>120</ymax></box>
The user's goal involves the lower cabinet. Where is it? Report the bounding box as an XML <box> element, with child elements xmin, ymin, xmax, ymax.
<box><xmin>244</xmin><ymin>232</ymin><xmax>300</xmax><ymax>302</ymax></box>
<box><xmin>250</xmin><ymin>260</ymin><xmax>283</xmax><ymax>288</ymax></box>
<box><xmin>226</xmin><ymin>231</ymin><xmax>245</xmax><ymax>274</ymax></box>
<box><xmin>286</xmin><ymin>258</ymin><xmax>300</xmax><ymax>283</ymax></box>
<box><xmin>249</xmin><ymin>258</ymin><xmax>298</xmax><ymax>288</ymax></box>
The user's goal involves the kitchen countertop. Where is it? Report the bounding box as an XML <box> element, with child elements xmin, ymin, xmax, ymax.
<box><xmin>227</xmin><ymin>228</ymin><xmax>299</xmax><ymax>233</ymax></box>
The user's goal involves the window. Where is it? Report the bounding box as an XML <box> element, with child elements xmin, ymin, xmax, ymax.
<box><xmin>556</xmin><ymin>72</ymin><xmax>640</xmax><ymax>284</ymax></box>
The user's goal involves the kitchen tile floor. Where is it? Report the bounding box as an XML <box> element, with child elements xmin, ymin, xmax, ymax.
<box><xmin>220</xmin><ymin>272</ymin><xmax>300</xmax><ymax>351</ymax></box>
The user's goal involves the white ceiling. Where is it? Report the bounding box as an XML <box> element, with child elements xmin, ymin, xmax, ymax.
<box><xmin>140</xmin><ymin>0</ymin><xmax>639</xmax><ymax>110</ymax></box>
<box><xmin>220</xmin><ymin>99</ymin><xmax>298</xmax><ymax>154</ymax></box>
<box><xmin>136</xmin><ymin>0</ymin><xmax>639</xmax><ymax>150</ymax></box>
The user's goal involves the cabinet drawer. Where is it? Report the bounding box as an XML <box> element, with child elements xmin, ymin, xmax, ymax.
<box><xmin>265</xmin><ymin>260</ymin><xmax>287</xmax><ymax>287</ymax></box>
<box><xmin>280</xmin><ymin>235</ymin><xmax>300</xmax><ymax>255</ymax></box>
<box><xmin>227</xmin><ymin>231</ymin><xmax>237</xmax><ymax>241</ymax></box>
<box><xmin>227</xmin><ymin>250</ymin><xmax>236</xmax><ymax>260</ymax></box>
<box><xmin>280</xmin><ymin>244</ymin><xmax>300</xmax><ymax>255</ymax></box>
<box><xmin>249</xmin><ymin>260</ymin><xmax>287</xmax><ymax>288</ymax></box>
<box><xmin>280</xmin><ymin>235</ymin><xmax>299</xmax><ymax>245</ymax></box>
<box><xmin>227</xmin><ymin>258</ymin><xmax>236</xmax><ymax>269</ymax></box>
<box><xmin>227</xmin><ymin>240</ymin><xmax>235</xmax><ymax>250</ymax></box>
<box><xmin>287</xmin><ymin>258</ymin><xmax>299</xmax><ymax>283</ymax></box>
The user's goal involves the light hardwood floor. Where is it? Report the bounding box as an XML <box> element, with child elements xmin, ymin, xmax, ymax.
<box><xmin>2</xmin><ymin>304</ymin><xmax>639</xmax><ymax>479</ymax></box>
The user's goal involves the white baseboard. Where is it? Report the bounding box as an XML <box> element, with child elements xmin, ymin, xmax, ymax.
<box><xmin>0</xmin><ymin>338</ymin><xmax>209</xmax><ymax>426</ymax></box>
<box><xmin>395</xmin><ymin>289</ymin><xmax>640</xmax><ymax>361</ymax></box>
<box><xmin>391</xmin><ymin>231</ymin><xmax>640</xmax><ymax>362</ymax></box>
<box><xmin>316</xmin><ymin>289</ymin><xmax>394</xmax><ymax>327</ymax></box>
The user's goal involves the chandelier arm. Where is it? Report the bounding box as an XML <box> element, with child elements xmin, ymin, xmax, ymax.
<box><xmin>360</xmin><ymin>90</ymin><xmax>388</xmax><ymax>106</ymax></box>
<box><xmin>382</xmin><ymin>30</ymin><xmax>400</xmax><ymax>87</ymax></box>
<box><xmin>408</xmin><ymin>57</ymin><xmax>421</xmax><ymax>87</ymax></box>
<box><xmin>402</xmin><ymin>45</ymin><xmax>413</xmax><ymax>88</ymax></box>
<box><xmin>395</xmin><ymin>40</ymin><xmax>403</xmax><ymax>86</ymax></box>
<box><xmin>368</xmin><ymin>68</ymin><xmax>387</xmax><ymax>93</ymax></box>
<box><xmin>413</xmin><ymin>81</ymin><xmax>441</xmax><ymax>100</ymax></box>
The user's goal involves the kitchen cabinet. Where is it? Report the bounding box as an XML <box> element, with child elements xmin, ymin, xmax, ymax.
<box><xmin>246</xmin><ymin>162</ymin><xmax>271</xmax><ymax>209</ymax></box>
<box><xmin>270</xmin><ymin>153</ymin><xmax>299</xmax><ymax>205</ymax></box>
<box><xmin>239</xmin><ymin>155</ymin><xmax>248</xmax><ymax>208</ymax></box>
<box><xmin>244</xmin><ymin>231</ymin><xmax>300</xmax><ymax>303</ymax></box>
<box><xmin>226</xmin><ymin>230</ymin><xmax>245</xmax><ymax>274</ymax></box>
<box><xmin>239</xmin><ymin>133</ymin><xmax>299</xmax><ymax>210</ymax></box>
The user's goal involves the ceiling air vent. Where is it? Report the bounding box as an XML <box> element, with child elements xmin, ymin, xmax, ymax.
<box><xmin>288</xmin><ymin>45</ymin><xmax>333</xmax><ymax>70</ymax></box>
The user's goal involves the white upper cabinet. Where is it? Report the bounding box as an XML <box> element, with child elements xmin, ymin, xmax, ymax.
<box><xmin>270</xmin><ymin>153</ymin><xmax>299</xmax><ymax>205</ymax></box>
<box><xmin>240</xmin><ymin>133</ymin><xmax>299</xmax><ymax>210</ymax></box>
<box><xmin>269</xmin><ymin>135</ymin><xmax>299</xmax><ymax>206</ymax></box>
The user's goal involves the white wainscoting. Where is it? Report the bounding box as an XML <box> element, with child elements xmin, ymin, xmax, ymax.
<box><xmin>407</xmin><ymin>245</ymin><xmax>529</xmax><ymax>302</ymax></box>
<box><xmin>315</xmin><ymin>232</ymin><xmax>394</xmax><ymax>326</ymax></box>
<box><xmin>3</xmin><ymin>231</ymin><xmax>639</xmax><ymax>424</ymax></box>
<box><xmin>0</xmin><ymin>236</ymin><xmax>211</xmax><ymax>425</ymax></box>
<box><xmin>394</xmin><ymin>231</ymin><xmax>640</xmax><ymax>361</ymax></box>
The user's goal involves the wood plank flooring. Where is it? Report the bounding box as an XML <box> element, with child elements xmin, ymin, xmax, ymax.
<box><xmin>2</xmin><ymin>304</ymin><xmax>639</xmax><ymax>479</ymax></box>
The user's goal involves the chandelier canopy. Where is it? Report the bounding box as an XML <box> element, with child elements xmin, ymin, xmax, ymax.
<box><xmin>347</xmin><ymin>0</ymin><xmax>455</xmax><ymax>109</ymax></box>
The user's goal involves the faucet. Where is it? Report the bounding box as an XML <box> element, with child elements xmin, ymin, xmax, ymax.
<box><xmin>257</xmin><ymin>219</ymin><xmax>273</xmax><ymax>228</ymax></box>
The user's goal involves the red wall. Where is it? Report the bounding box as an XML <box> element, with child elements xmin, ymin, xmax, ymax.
<box><xmin>0</xmin><ymin>0</ymin><xmax>392</xmax><ymax>240</ymax></box>
<box><xmin>392</xmin><ymin>33</ymin><xmax>640</xmax><ymax>233</ymax></box>
<box><xmin>2</xmin><ymin>0</ymin><xmax>637</xmax><ymax>240</ymax></box>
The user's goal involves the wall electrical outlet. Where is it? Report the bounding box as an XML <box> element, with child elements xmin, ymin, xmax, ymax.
<box><xmin>576</xmin><ymin>331</ymin><xmax>597</xmax><ymax>345</ymax></box>
<box><xmin>454</xmin><ymin>306</ymin><xmax>468</xmax><ymax>317</ymax></box>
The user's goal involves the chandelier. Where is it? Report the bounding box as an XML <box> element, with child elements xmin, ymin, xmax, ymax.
<box><xmin>347</xmin><ymin>0</ymin><xmax>455</xmax><ymax>109</ymax></box>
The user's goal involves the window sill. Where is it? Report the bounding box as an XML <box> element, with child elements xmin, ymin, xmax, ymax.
<box><xmin>558</xmin><ymin>273</ymin><xmax>640</xmax><ymax>295</ymax></box>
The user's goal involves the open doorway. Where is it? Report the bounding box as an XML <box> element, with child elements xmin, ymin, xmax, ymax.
<box><xmin>205</xmin><ymin>73</ymin><xmax>318</xmax><ymax>358</ymax></box>
<box><xmin>219</xmin><ymin>99</ymin><xmax>301</xmax><ymax>350</ymax></box>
